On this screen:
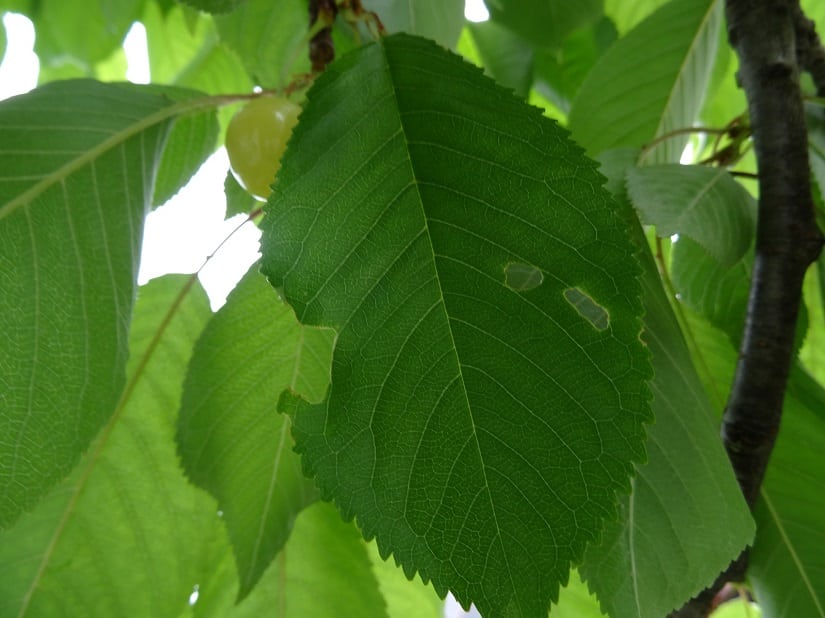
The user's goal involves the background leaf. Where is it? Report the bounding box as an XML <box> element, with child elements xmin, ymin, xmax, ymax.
<box><xmin>627</xmin><ymin>164</ymin><xmax>756</xmax><ymax>267</ymax></box>
<box><xmin>569</xmin><ymin>0</ymin><xmax>722</xmax><ymax>163</ymax></box>
<box><xmin>215</xmin><ymin>0</ymin><xmax>309</xmax><ymax>88</ymax></box>
<box><xmin>363</xmin><ymin>0</ymin><xmax>465</xmax><ymax>49</ymax></box>
<box><xmin>579</xmin><ymin>148</ymin><xmax>755</xmax><ymax>617</ymax></box>
<box><xmin>484</xmin><ymin>0</ymin><xmax>603</xmax><ymax>50</ymax></box>
<box><xmin>177</xmin><ymin>266</ymin><xmax>334</xmax><ymax>600</ymax></box>
<box><xmin>0</xmin><ymin>275</ymin><xmax>220</xmax><ymax>617</ymax></box>
<box><xmin>532</xmin><ymin>17</ymin><xmax>617</xmax><ymax>115</ymax></box>
<box><xmin>191</xmin><ymin>502</ymin><xmax>389</xmax><ymax>618</ymax></box>
<box><xmin>686</xmin><ymin>315</ymin><xmax>825</xmax><ymax>618</ymax></box>
<box><xmin>0</xmin><ymin>80</ymin><xmax>201</xmax><ymax>528</ymax></box>
<box><xmin>468</xmin><ymin>19</ymin><xmax>533</xmax><ymax>97</ymax></box>
<box><xmin>261</xmin><ymin>34</ymin><xmax>651</xmax><ymax>617</ymax></box>
<box><xmin>178</xmin><ymin>0</ymin><xmax>247</xmax><ymax>14</ymax></box>
<box><xmin>30</xmin><ymin>0</ymin><xmax>143</xmax><ymax>70</ymax></box>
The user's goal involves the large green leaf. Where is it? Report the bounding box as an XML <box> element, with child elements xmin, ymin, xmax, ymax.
<box><xmin>579</xmin><ymin>148</ymin><xmax>755</xmax><ymax>617</ymax></box>
<box><xmin>0</xmin><ymin>80</ymin><xmax>207</xmax><ymax>528</ymax></box>
<box><xmin>484</xmin><ymin>0</ymin><xmax>603</xmax><ymax>49</ymax></box>
<box><xmin>569</xmin><ymin>0</ymin><xmax>722</xmax><ymax>163</ymax></box>
<box><xmin>0</xmin><ymin>275</ymin><xmax>220</xmax><ymax>617</ymax></box>
<box><xmin>363</xmin><ymin>0</ymin><xmax>465</xmax><ymax>49</ymax></box>
<box><xmin>192</xmin><ymin>502</ymin><xmax>389</xmax><ymax>618</ymax></box>
<box><xmin>215</xmin><ymin>0</ymin><xmax>309</xmax><ymax>89</ymax></box>
<box><xmin>627</xmin><ymin>164</ymin><xmax>756</xmax><ymax>267</ymax></box>
<box><xmin>260</xmin><ymin>34</ymin><xmax>651</xmax><ymax>617</ymax></box>
<box><xmin>177</xmin><ymin>266</ymin><xmax>334</xmax><ymax>600</ymax></box>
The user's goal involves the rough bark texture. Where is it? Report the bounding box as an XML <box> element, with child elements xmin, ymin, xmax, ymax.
<box><xmin>672</xmin><ymin>1</ymin><xmax>824</xmax><ymax>616</ymax></box>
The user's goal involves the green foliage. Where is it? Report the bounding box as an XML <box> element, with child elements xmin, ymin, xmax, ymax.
<box><xmin>569</xmin><ymin>0</ymin><xmax>722</xmax><ymax>162</ymax></box>
<box><xmin>262</xmin><ymin>33</ymin><xmax>651</xmax><ymax>617</ymax></box>
<box><xmin>484</xmin><ymin>0</ymin><xmax>603</xmax><ymax>49</ymax></box>
<box><xmin>2</xmin><ymin>1</ymin><xmax>825</xmax><ymax>616</ymax></box>
<box><xmin>364</xmin><ymin>0</ymin><xmax>465</xmax><ymax>49</ymax></box>
<box><xmin>0</xmin><ymin>80</ymin><xmax>207</xmax><ymax>528</ymax></box>
<box><xmin>580</xmin><ymin>149</ymin><xmax>755</xmax><ymax>617</ymax></box>
<box><xmin>177</xmin><ymin>266</ymin><xmax>334</xmax><ymax>599</ymax></box>
<box><xmin>0</xmin><ymin>275</ymin><xmax>219</xmax><ymax>617</ymax></box>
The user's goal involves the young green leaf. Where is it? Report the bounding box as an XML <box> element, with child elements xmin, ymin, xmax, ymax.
<box><xmin>177</xmin><ymin>266</ymin><xmax>334</xmax><ymax>600</ymax></box>
<box><xmin>686</xmin><ymin>316</ymin><xmax>825</xmax><ymax>618</ymax></box>
<box><xmin>261</xmin><ymin>33</ymin><xmax>651</xmax><ymax>617</ymax></box>
<box><xmin>569</xmin><ymin>0</ymin><xmax>722</xmax><ymax>163</ymax></box>
<box><xmin>0</xmin><ymin>80</ymin><xmax>206</xmax><ymax>529</ymax></box>
<box><xmin>484</xmin><ymin>0</ymin><xmax>603</xmax><ymax>50</ymax></box>
<box><xmin>215</xmin><ymin>0</ymin><xmax>309</xmax><ymax>89</ymax></box>
<box><xmin>191</xmin><ymin>502</ymin><xmax>389</xmax><ymax>618</ymax></box>
<box><xmin>627</xmin><ymin>164</ymin><xmax>756</xmax><ymax>267</ymax></box>
<box><xmin>363</xmin><ymin>0</ymin><xmax>465</xmax><ymax>50</ymax></box>
<box><xmin>0</xmin><ymin>276</ymin><xmax>220</xmax><ymax>618</ymax></box>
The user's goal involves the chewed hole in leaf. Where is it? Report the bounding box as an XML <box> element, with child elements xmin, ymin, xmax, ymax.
<box><xmin>564</xmin><ymin>287</ymin><xmax>609</xmax><ymax>331</ymax></box>
<box><xmin>504</xmin><ymin>262</ymin><xmax>544</xmax><ymax>291</ymax></box>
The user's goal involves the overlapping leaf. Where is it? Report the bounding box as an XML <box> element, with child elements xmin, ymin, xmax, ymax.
<box><xmin>191</xmin><ymin>502</ymin><xmax>389</xmax><ymax>618</ymax></box>
<box><xmin>215</xmin><ymin>0</ymin><xmax>309</xmax><ymax>88</ymax></box>
<box><xmin>0</xmin><ymin>80</ymin><xmax>209</xmax><ymax>528</ymax></box>
<box><xmin>579</xmin><ymin>149</ymin><xmax>755</xmax><ymax>617</ymax></box>
<box><xmin>569</xmin><ymin>0</ymin><xmax>722</xmax><ymax>163</ymax></box>
<box><xmin>686</xmin><ymin>315</ymin><xmax>825</xmax><ymax>618</ymax></box>
<box><xmin>261</xmin><ymin>34</ymin><xmax>651</xmax><ymax>617</ymax></box>
<box><xmin>484</xmin><ymin>0</ymin><xmax>603</xmax><ymax>49</ymax></box>
<box><xmin>177</xmin><ymin>266</ymin><xmax>334</xmax><ymax>600</ymax></box>
<box><xmin>363</xmin><ymin>0</ymin><xmax>465</xmax><ymax>49</ymax></box>
<box><xmin>0</xmin><ymin>276</ymin><xmax>220</xmax><ymax>617</ymax></box>
<box><xmin>627</xmin><ymin>164</ymin><xmax>756</xmax><ymax>267</ymax></box>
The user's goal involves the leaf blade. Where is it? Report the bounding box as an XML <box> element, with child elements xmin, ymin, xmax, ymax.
<box><xmin>261</xmin><ymin>34</ymin><xmax>651</xmax><ymax>617</ymax></box>
<box><xmin>177</xmin><ymin>266</ymin><xmax>334</xmax><ymax>600</ymax></box>
<box><xmin>0</xmin><ymin>80</ymin><xmax>202</xmax><ymax>527</ymax></box>
<box><xmin>569</xmin><ymin>0</ymin><xmax>722</xmax><ymax>163</ymax></box>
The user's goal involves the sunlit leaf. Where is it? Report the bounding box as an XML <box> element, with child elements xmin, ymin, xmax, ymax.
<box><xmin>177</xmin><ymin>266</ymin><xmax>334</xmax><ymax>600</ymax></box>
<box><xmin>191</xmin><ymin>502</ymin><xmax>389</xmax><ymax>618</ymax></box>
<box><xmin>215</xmin><ymin>0</ymin><xmax>309</xmax><ymax>88</ymax></box>
<box><xmin>261</xmin><ymin>33</ymin><xmax>651</xmax><ymax>617</ymax></box>
<box><xmin>0</xmin><ymin>275</ymin><xmax>220</xmax><ymax>617</ymax></box>
<box><xmin>0</xmin><ymin>80</ymin><xmax>206</xmax><ymax>528</ymax></box>
<box><xmin>31</xmin><ymin>0</ymin><xmax>142</xmax><ymax>69</ymax></box>
<box><xmin>569</xmin><ymin>0</ymin><xmax>722</xmax><ymax>163</ymax></box>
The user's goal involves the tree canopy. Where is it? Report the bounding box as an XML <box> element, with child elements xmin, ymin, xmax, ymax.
<box><xmin>1</xmin><ymin>1</ymin><xmax>824</xmax><ymax>617</ymax></box>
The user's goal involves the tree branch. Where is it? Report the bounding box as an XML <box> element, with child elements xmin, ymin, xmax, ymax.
<box><xmin>672</xmin><ymin>1</ymin><xmax>824</xmax><ymax>615</ymax></box>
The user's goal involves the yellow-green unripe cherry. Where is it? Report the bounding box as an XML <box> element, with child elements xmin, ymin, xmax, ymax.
<box><xmin>225</xmin><ymin>96</ymin><xmax>301</xmax><ymax>200</ymax></box>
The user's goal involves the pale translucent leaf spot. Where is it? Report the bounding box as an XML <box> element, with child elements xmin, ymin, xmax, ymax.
<box><xmin>564</xmin><ymin>287</ymin><xmax>609</xmax><ymax>330</ymax></box>
<box><xmin>504</xmin><ymin>262</ymin><xmax>544</xmax><ymax>291</ymax></box>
